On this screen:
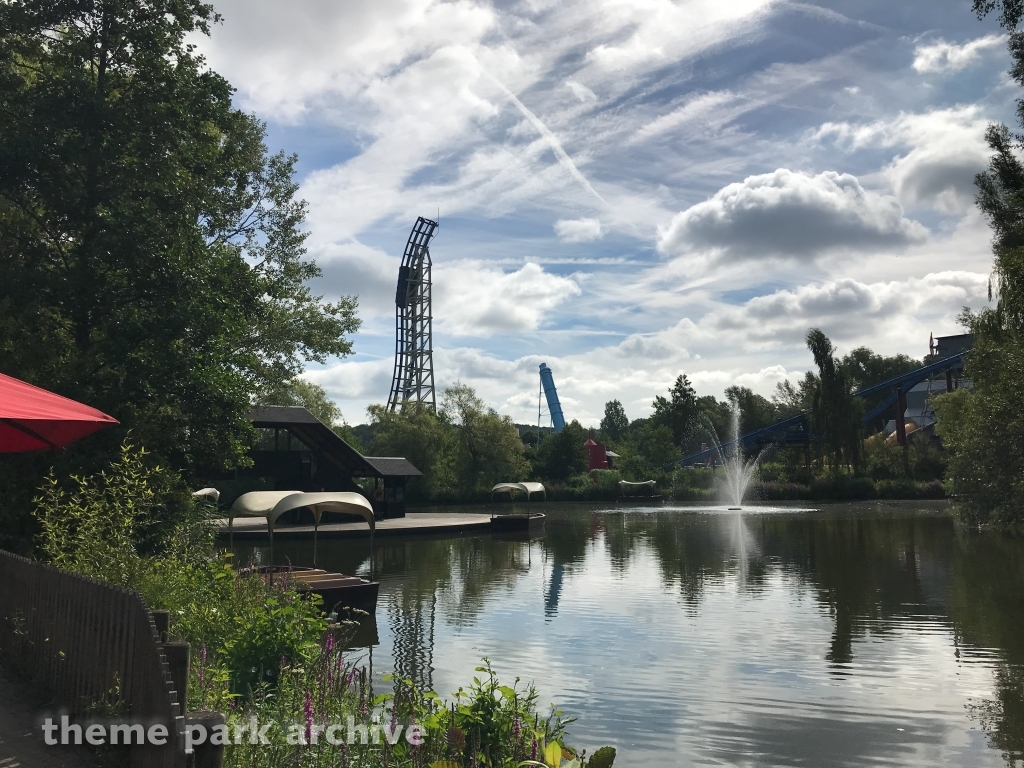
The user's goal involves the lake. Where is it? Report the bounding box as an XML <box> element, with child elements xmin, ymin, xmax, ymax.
<box><xmin>238</xmin><ymin>501</ymin><xmax>1024</xmax><ymax>767</ymax></box>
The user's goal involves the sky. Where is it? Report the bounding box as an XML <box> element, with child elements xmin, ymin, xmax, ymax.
<box><xmin>195</xmin><ymin>0</ymin><xmax>1012</xmax><ymax>427</ymax></box>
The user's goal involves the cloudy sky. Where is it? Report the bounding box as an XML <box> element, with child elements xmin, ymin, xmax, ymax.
<box><xmin>197</xmin><ymin>0</ymin><xmax>1009</xmax><ymax>427</ymax></box>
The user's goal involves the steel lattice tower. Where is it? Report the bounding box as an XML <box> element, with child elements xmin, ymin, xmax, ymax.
<box><xmin>387</xmin><ymin>217</ymin><xmax>437</xmax><ymax>412</ymax></box>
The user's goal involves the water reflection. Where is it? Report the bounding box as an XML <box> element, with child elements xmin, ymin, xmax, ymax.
<box><xmin>239</xmin><ymin>503</ymin><xmax>1024</xmax><ymax>767</ymax></box>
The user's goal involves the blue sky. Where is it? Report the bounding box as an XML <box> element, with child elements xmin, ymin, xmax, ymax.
<box><xmin>198</xmin><ymin>0</ymin><xmax>1010</xmax><ymax>426</ymax></box>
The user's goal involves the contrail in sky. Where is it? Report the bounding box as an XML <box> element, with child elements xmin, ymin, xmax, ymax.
<box><xmin>486</xmin><ymin>73</ymin><xmax>607</xmax><ymax>207</ymax></box>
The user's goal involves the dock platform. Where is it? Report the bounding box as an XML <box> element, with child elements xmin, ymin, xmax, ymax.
<box><xmin>220</xmin><ymin>512</ymin><xmax>496</xmax><ymax>541</ymax></box>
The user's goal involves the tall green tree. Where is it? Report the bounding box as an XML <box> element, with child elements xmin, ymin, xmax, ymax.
<box><xmin>806</xmin><ymin>329</ymin><xmax>862</xmax><ymax>474</ymax></box>
<box><xmin>651</xmin><ymin>374</ymin><xmax>699</xmax><ymax>445</ymax></box>
<box><xmin>0</xmin><ymin>0</ymin><xmax>358</xmax><ymax>471</ymax></box>
<box><xmin>599</xmin><ymin>400</ymin><xmax>629</xmax><ymax>445</ymax></box>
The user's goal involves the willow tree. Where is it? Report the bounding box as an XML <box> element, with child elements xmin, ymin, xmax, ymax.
<box><xmin>0</xmin><ymin>0</ymin><xmax>359</xmax><ymax>471</ymax></box>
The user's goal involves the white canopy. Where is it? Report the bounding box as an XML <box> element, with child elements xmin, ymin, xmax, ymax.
<box><xmin>490</xmin><ymin>482</ymin><xmax>546</xmax><ymax>500</ymax></box>
<box><xmin>619</xmin><ymin>480</ymin><xmax>657</xmax><ymax>496</ymax></box>
<box><xmin>229</xmin><ymin>490</ymin><xmax>375</xmax><ymax>532</ymax></box>
<box><xmin>229</xmin><ymin>490</ymin><xmax>376</xmax><ymax>571</ymax></box>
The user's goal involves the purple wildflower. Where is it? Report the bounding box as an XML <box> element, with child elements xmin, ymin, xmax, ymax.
<box><xmin>531</xmin><ymin>739</ymin><xmax>538</xmax><ymax>760</ymax></box>
<box><xmin>513</xmin><ymin>717</ymin><xmax>521</xmax><ymax>738</ymax></box>
<box><xmin>198</xmin><ymin>644</ymin><xmax>207</xmax><ymax>684</ymax></box>
<box><xmin>340</xmin><ymin>741</ymin><xmax>349</xmax><ymax>768</ymax></box>
<box><xmin>325</xmin><ymin>632</ymin><xmax>334</xmax><ymax>654</ymax></box>
<box><xmin>303</xmin><ymin>689</ymin><xmax>314</xmax><ymax>744</ymax></box>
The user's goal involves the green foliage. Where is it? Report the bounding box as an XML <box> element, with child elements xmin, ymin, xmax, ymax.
<box><xmin>615</xmin><ymin>423</ymin><xmax>679</xmax><ymax>481</ymax></box>
<box><xmin>724</xmin><ymin>386</ymin><xmax>777</xmax><ymax>434</ymax></box>
<box><xmin>599</xmin><ymin>400</ymin><xmax>629</xmax><ymax>445</ymax></box>
<box><xmin>0</xmin><ymin>0</ymin><xmax>359</xmax><ymax>473</ymax></box>
<box><xmin>925</xmin><ymin>7</ymin><xmax>1024</xmax><ymax>525</ymax></box>
<box><xmin>367</xmin><ymin>384</ymin><xmax>528</xmax><ymax>500</ymax></box>
<box><xmin>806</xmin><ymin>329</ymin><xmax>863</xmax><ymax>474</ymax></box>
<box><xmin>444</xmin><ymin>384</ymin><xmax>531</xmax><ymax>495</ymax></box>
<box><xmin>369</xmin><ymin>402</ymin><xmax>455</xmax><ymax>501</ymax></box>
<box><xmin>223</xmin><ymin>652</ymin><xmax>600</xmax><ymax>768</ymax></box>
<box><xmin>258</xmin><ymin>379</ymin><xmax>350</xmax><ymax>433</ymax></box>
<box><xmin>651</xmin><ymin>374</ymin><xmax>698</xmax><ymax>445</ymax></box>
<box><xmin>536</xmin><ymin>420</ymin><xmax>589</xmax><ymax>482</ymax></box>
<box><xmin>34</xmin><ymin>442</ymin><xmax>157</xmax><ymax>587</ymax></box>
<box><xmin>693</xmin><ymin>395</ymin><xmax>731</xmax><ymax>453</ymax></box>
<box><xmin>34</xmin><ymin>443</ymin><xmax>326</xmax><ymax>699</ymax></box>
<box><xmin>935</xmin><ymin>374</ymin><xmax>1024</xmax><ymax>525</ymax></box>
<box><xmin>670</xmin><ymin>468</ymin><xmax>717</xmax><ymax>502</ymax></box>
<box><xmin>587</xmin><ymin>746</ymin><xmax>617</xmax><ymax>768</ymax></box>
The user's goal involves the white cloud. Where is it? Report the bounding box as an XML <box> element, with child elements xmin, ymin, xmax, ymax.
<box><xmin>913</xmin><ymin>35</ymin><xmax>1004</xmax><ymax>74</ymax></box>
<box><xmin>584</xmin><ymin>0</ymin><xmax>772</xmax><ymax>73</ymax></box>
<box><xmin>702</xmin><ymin>272</ymin><xmax>988</xmax><ymax>349</ymax></box>
<box><xmin>630</xmin><ymin>90</ymin><xmax>740</xmax><ymax>144</ymax></box>
<box><xmin>554</xmin><ymin>218</ymin><xmax>604</xmax><ymax>243</ymax></box>
<box><xmin>186</xmin><ymin>1</ymin><xmax>1009</xmax><ymax>430</ymax></box>
<box><xmin>658</xmin><ymin>169</ymin><xmax>927</xmax><ymax>262</ymax></box>
<box><xmin>813</xmin><ymin>107</ymin><xmax>992</xmax><ymax>213</ymax></box>
<box><xmin>565</xmin><ymin>80</ymin><xmax>598</xmax><ymax>103</ymax></box>
<box><xmin>434</xmin><ymin>261</ymin><xmax>581</xmax><ymax>336</ymax></box>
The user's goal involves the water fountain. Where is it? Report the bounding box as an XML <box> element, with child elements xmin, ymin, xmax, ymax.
<box><xmin>693</xmin><ymin>398</ymin><xmax>769</xmax><ymax>510</ymax></box>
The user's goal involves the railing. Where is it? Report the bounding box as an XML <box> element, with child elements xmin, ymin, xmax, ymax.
<box><xmin>0</xmin><ymin>550</ymin><xmax>185</xmax><ymax>767</ymax></box>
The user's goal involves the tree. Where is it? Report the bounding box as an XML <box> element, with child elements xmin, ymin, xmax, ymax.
<box><xmin>259</xmin><ymin>379</ymin><xmax>363</xmax><ymax>450</ymax></box>
<box><xmin>260</xmin><ymin>380</ymin><xmax>342</xmax><ymax>428</ymax></box>
<box><xmin>536</xmin><ymin>420</ymin><xmax>588</xmax><ymax>482</ymax></box>
<box><xmin>599</xmin><ymin>400</ymin><xmax>629</xmax><ymax>445</ymax></box>
<box><xmin>724</xmin><ymin>386</ymin><xmax>777</xmax><ymax>435</ymax></box>
<box><xmin>615</xmin><ymin>423</ymin><xmax>679</xmax><ymax>480</ymax></box>
<box><xmin>772</xmin><ymin>376</ymin><xmax>815</xmax><ymax>419</ymax></box>
<box><xmin>0</xmin><ymin>0</ymin><xmax>359</xmax><ymax>472</ymax></box>
<box><xmin>651</xmin><ymin>374</ymin><xmax>699</xmax><ymax>445</ymax></box>
<box><xmin>840</xmin><ymin>347</ymin><xmax>921</xmax><ymax>430</ymax></box>
<box><xmin>840</xmin><ymin>347</ymin><xmax>921</xmax><ymax>391</ymax></box>
<box><xmin>441</xmin><ymin>384</ymin><xmax>529</xmax><ymax>495</ymax></box>
<box><xmin>928</xmin><ymin>2</ymin><xmax>1024</xmax><ymax>523</ymax></box>
<box><xmin>367</xmin><ymin>403</ymin><xmax>453</xmax><ymax>501</ymax></box>
<box><xmin>806</xmin><ymin>329</ymin><xmax>862</xmax><ymax>474</ymax></box>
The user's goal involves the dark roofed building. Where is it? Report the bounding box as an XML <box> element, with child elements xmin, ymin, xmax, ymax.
<box><xmin>203</xmin><ymin>406</ymin><xmax>421</xmax><ymax>519</ymax></box>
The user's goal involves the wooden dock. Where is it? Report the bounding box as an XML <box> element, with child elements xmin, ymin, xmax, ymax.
<box><xmin>219</xmin><ymin>512</ymin><xmax>496</xmax><ymax>541</ymax></box>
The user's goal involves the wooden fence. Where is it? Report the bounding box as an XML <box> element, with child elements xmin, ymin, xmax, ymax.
<box><xmin>0</xmin><ymin>550</ymin><xmax>185</xmax><ymax>767</ymax></box>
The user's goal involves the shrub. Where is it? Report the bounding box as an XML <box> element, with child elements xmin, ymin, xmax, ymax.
<box><xmin>34</xmin><ymin>442</ymin><xmax>327</xmax><ymax>701</ymax></box>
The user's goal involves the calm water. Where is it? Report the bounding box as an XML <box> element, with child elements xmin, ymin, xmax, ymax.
<box><xmin>238</xmin><ymin>502</ymin><xmax>1024</xmax><ymax>767</ymax></box>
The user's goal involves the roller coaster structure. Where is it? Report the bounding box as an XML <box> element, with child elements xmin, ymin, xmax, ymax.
<box><xmin>387</xmin><ymin>217</ymin><xmax>437</xmax><ymax>413</ymax></box>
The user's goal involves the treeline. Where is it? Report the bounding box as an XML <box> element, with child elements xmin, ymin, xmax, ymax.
<box><xmin>326</xmin><ymin>336</ymin><xmax>938</xmax><ymax>505</ymax></box>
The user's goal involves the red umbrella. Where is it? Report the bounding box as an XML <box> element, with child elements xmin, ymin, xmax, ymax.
<box><xmin>0</xmin><ymin>373</ymin><xmax>119</xmax><ymax>452</ymax></box>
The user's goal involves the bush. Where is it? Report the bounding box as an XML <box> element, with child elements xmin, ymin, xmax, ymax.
<box><xmin>33</xmin><ymin>442</ymin><xmax>327</xmax><ymax>701</ymax></box>
<box><xmin>224</xmin><ymin>655</ymin><xmax>613</xmax><ymax>768</ymax></box>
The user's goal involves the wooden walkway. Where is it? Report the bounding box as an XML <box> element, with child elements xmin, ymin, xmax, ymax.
<box><xmin>218</xmin><ymin>512</ymin><xmax>494</xmax><ymax>541</ymax></box>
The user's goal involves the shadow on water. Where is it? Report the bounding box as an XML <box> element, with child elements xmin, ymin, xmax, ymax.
<box><xmin>234</xmin><ymin>502</ymin><xmax>1024</xmax><ymax>767</ymax></box>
